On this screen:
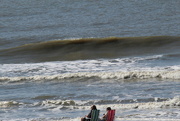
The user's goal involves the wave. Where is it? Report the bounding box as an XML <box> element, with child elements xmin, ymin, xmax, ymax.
<box><xmin>40</xmin><ymin>96</ymin><xmax>180</xmax><ymax>110</ymax></box>
<box><xmin>1</xmin><ymin>97</ymin><xmax>179</xmax><ymax>121</ymax></box>
<box><xmin>1</xmin><ymin>96</ymin><xmax>179</xmax><ymax>110</ymax></box>
<box><xmin>0</xmin><ymin>54</ymin><xmax>173</xmax><ymax>77</ymax></box>
<box><xmin>0</xmin><ymin>70</ymin><xmax>180</xmax><ymax>84</ymax></box>
<box><xmin>36</xmin><ymin>98</ymin><xmax>169</xmax><ymax>107</ymax></box>
<box><xmin>0</xmin><ymin>36</ymin><xmax>179</xmax><ymax>63</ymax></box>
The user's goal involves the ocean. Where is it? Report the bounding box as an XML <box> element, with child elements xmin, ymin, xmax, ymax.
<box><xmin>0</xmin><ymin>0</ymin><xmax>180</xmax><ymax>121</ymax></box>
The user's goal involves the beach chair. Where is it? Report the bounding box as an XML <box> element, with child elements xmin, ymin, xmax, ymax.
<box><xmin>106</xmin><ymin>110</ymin><xmax>115</xmax><ymax>121</ymax></box>
<box><xmin>90</xmin><ymin>110</ymin><xmax>100</xmax><ymax>121</ymax></box>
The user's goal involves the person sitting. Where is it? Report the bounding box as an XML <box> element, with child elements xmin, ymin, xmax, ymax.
<box><xmin>99</xmin><ymin>107</ymin><xmax>111</xmax><ymax>121</ymax></box>
<box><xmin>81</xmin><ymin>105</ymin><xmax>97</xmax><ymax>121</ymax></box>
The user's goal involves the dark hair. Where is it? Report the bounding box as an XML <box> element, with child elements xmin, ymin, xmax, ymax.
<box><xmin>91</xmin><ymin>105</ymin><xmax>97</xmax><ymax>110</ymax></box>
<box><xmin>106</xmin><ymin>107</ymin><xmax>111</xmax><ymax>110</ymax></box>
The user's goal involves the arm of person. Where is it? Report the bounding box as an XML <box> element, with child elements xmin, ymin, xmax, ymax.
<box><xmin>102</xmin><ymin>113</ymin><xmax>107</xmax><ymax>119</ymax></box>
<box><xmin>86</xmin><ymin>111</ymin><xmax>92</xmax><ymax>118</ymax></box>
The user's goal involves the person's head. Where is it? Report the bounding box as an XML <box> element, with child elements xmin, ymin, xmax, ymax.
<box><xmin>106</xmin><ymin>107</ymin><xmax>111</xmax><ymax>111</ymax></box>
<box><xmin>91</xmin><ymin>105</ymin><xmax>97</xmax><ymax>110</ymax></box>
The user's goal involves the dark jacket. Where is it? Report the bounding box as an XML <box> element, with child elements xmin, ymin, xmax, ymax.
<box><xmin>87</xmin><ymin>109</ymin><xmax>97</xmax><ymax>118</ymax></box>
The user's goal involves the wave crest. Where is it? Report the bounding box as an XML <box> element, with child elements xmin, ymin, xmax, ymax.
<box><xmin>0</xmin><ymin>36</ymin><xmax>179</xmax><ymax>63</ymax></box>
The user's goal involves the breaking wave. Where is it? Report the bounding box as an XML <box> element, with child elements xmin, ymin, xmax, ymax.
<box><xmin>40</xmin><ymin>96</ymin><xmax>180</xmax><ymax>110</ymax></box>
<box><xmin>0</xmin><ymin>70</ymin><xmax>180</xmax><ymax>84</ymax></box>
<box><xmin>1</xmin><ymin>97</ymin><xmax>179</xmax><ymax>110</ymax></box>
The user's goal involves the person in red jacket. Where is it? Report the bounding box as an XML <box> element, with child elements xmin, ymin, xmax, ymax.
<box><xmin>99</xmin><ymin>107</ymin><xmax>111</xmax><ymax>121</ymax></box>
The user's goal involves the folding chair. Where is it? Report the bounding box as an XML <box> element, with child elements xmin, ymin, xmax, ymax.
<box><xmin>106</xmin><ymin>110</ymin><xmax>115</xmax><ymax>121</ymax></box>
<box><xmin>90</xmin><ymin>110</ymin><xmax>100</xmax><ymax>121</ymax></box>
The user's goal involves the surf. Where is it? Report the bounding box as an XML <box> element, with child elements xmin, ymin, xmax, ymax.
<box><xmin>1</xmin><ymin>70</ymin><xmax>180</xmax><ymax>84</ymax></box>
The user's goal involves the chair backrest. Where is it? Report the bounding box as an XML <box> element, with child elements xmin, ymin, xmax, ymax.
<box><xmin>90</xmin><ymin>110</ymin><xmax>100</xmax><ymax>121</ymax></box>
<box><xmin>106</xmin><ymin>110</ymin><xmax>115</xmax><ymax>121</ymax></box>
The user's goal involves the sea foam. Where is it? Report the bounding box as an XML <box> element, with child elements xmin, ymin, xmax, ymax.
<box><xmin>0</xmin><ymin>70</ymin><xmax>180</xmax><ymax>83</ymax></box>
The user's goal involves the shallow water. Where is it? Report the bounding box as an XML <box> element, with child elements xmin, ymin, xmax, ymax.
<box><xmin>0</xmin><ymin>77</ymin><xmax>180</xmax><ymax>120</ymax></box>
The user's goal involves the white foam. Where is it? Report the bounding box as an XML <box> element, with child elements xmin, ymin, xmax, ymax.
<box><xmin>1</xmin><ymin>97</ymin><xmax>180</xmax><ymax>120</ymax></box>
<box><xmin>32</xmin><ymin>96</ymin><xmax>180</xmax><ymax>110</ymax></box>
<box><xmin>1</xmin><ymin>55</ymin><xmax>177</xmax><ymax>78</ymax></box>
<box><xmin>41</xmin><ymin>100</ymin><xmax>76</xmax><ymax>106</ymax></box>
<box><xmin>91</xmin><ymin>96</ymin><xmax>180</xmax><ymax>110</ymax></box>
<box><xmin>0</xmin><ymin>55</ymin><xmax>180</xmax><ymax>83</ymax></box>
<box><xmin>0</xmin><ymin>101</ymin><xmax>22</xmax><ymax>107</ymax></box>
<box><xmin>1</xmin><ymin>70</ymin><xmax>180</xmax><ymax>83</ymax></box>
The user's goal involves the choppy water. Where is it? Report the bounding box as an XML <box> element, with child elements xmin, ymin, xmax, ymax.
<box><xmin>0</xmin><ymin>0</ymin><xmax>180</xmax><ymax>121</ymax></box>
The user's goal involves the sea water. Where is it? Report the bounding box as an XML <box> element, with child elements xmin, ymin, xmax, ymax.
<box><xmin>0</xmin><ymin>0</ymin><xmax>180</xmax><ymax>121</ymax></box>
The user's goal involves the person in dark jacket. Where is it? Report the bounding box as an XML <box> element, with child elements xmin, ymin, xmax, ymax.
<box><xmin>81</xmin><ymin>105</ymin><xmax>97</xmax><ymax>121</ymax></box>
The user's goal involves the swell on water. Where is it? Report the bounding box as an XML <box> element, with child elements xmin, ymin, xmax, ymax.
<box><xmin>0</xmin><ymin>36</ymin><xmax>179</xmax><ymax>63</ymax></box>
